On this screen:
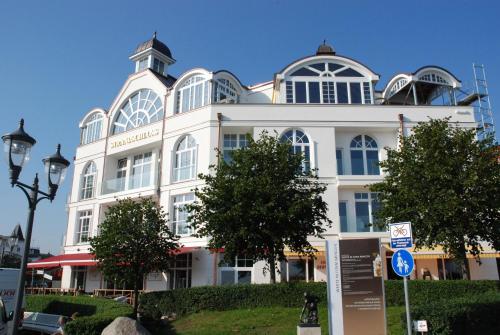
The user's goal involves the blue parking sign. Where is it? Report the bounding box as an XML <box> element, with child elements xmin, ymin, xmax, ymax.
<box><xmin>391</xmin><ymin>249</ymin><xmax>414</xmax><ymax>277</ymax></box>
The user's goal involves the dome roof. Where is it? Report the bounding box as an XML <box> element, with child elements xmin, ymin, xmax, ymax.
<box><xmin>134</xmin><ymin>32</ymin><xmax>173</xmax><ymax>59</ymax></box>
<box><xmin>316</xmin><ymin>41</ymin><xmax>335</xmax><ymax>56</ymax></box>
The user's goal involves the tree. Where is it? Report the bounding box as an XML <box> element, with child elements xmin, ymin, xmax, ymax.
<box><xmin>371</xmin><ymin>118</ymin><xmax>500</xmax><ymax>279</ymax></box>
<box><xmin>0</xmin><ymin>253</ymin><xmax>21</xmax><ymax>268</ymax></box>
<box><xmin>187</xmin><ymin>132</ymin><xmax>331</xmax><ymax>283</ymax></box>
<box><xmin>90</xmin><ymin>197</ymin><xmax>179</xmax><ymax>316</ymax></box>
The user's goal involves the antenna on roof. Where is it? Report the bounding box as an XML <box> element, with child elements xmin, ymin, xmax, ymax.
<box><xmin>153</xmin><ymin>31</ymin><xmax>157</xmax><ymax>39</ymax></box>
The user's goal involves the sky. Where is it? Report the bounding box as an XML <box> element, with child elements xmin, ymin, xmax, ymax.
<box><xmin>0</xmin><ymin>0</ymin><xmax>499</xmax><ymax>254</ymax></box>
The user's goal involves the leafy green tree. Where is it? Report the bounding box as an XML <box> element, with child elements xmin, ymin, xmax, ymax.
<box><xmin>187</xmin><ymin>132</ymin><xmax>331</xmax><ymax>283</ymax></box>
<box><xmin>90</xmin><ymin>197</ymin><xmax>179</xmax><ymax>316</ymax></box>
<box><xmin>371</xmin><ymin>119</ymin><xmax>500</xmax><ymax>279</ymax></box>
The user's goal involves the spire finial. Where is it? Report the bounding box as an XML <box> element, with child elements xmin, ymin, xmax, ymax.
<box><xmin>323</xmin><ymin>39</ymin><xmax>326</xmax><ymax>45</ymax></box>
<box><xmin>153</xmin><ymin>31</ymin><xmax>157</xmax><ymax>39</ymax></box>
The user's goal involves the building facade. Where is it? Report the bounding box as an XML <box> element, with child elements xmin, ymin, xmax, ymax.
<box><xmin>59</xmin><ymin>35</ymin><xmax>499</xmax><ymax>292</ymax></box>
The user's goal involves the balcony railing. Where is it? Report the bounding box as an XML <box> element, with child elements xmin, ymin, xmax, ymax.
<box><xmin>102</xmin><ymin>174</ymin><xmax>155</xmax><ymax>195</ymax></box>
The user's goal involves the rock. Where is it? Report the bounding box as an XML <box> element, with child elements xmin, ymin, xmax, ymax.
<box><xmin>101</xmin><ymin>317</ymin><xmax>151</xmax><ymax>335</ymax></box>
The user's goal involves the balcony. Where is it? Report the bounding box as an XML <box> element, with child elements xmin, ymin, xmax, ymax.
<box><xmin>102</xmin><ymin>174</ymin><xmax>155</xmax><ymax>195</ymax></box>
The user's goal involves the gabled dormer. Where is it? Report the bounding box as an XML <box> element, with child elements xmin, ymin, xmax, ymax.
<box><xmin>129</xmin><ymin>32</ymin><xmax>176</xmax><ymax>76</ymax></box>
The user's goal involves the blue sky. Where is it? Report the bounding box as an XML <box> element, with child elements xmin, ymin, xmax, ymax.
<box><xmin>0</xmin><ymin>0</ymin><xmax>499</xmax><ymax>253</ymax></box>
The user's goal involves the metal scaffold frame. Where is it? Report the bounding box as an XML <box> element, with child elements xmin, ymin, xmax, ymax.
<box><xmin>472</xmin><ymin>63</ymin><xmax>495</xmax><ymax>140</ymax></box>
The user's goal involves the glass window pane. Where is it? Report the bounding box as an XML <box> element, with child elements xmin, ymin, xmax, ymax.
<box><xmin>350</xmin><ymin>83</ymin><xmax>362</xmax><ymax>103</ymax></box>
<box><xmin>237</xmin><ymin>271</ymin><xmax>251</xmax><ymax>284</ymax></box>
<box><xmin>350</xmin><ymin>150</ymin><xmax>364</xmax><ymax>175</ymax></box>
<box><xmin>366</xmin><ymin>151</ymin><xmax>380</xmax><ymax>175</ymax></box>
<box><xmin>295</xmin><ymin>82</ymin><xmax>307</xmax><ymax>103</ymax></box>
<box><xmin>336</xmin><ymin>149</ymin><xmax>344</xmax><ymax>175</ymax></box>
<box><xmin>286</xmin><ymin>81</ymin><xmax>293</xmax><ymax>103</ymax></box>
<box><xmin>339</xmin><ymin>202</ymin><xmax>348</xmax><ymax>232</ymax></box>
<box><xmin>308</xmin><ymin>82</ymin><xmax>320</xmax><ymax>103</ymax></box>
<box><xmin>221</xmin><ymin>271</ymin><xmax>235</xmax><ymax>285</ymax></box>
<box><xmin>288</xmin><ymin>259</ymin><xmax>306</xmax><ymax>282</ymax></box>
<box><xmin>337</xmin><ymin>82</ymin><xmax>348</xmax><ymax>103</ymax></box>
<box><xmin>355</xmin><ymin>202</ymin><xmax>370</xmax><ymax>232</ymax></box>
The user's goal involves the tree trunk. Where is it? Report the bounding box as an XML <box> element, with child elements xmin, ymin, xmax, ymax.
<box><xmin>133</xmin><ymin>277</ymin><xmax>139</xmax><ymax>318</ymax></box>
<box><xmin>462</xmin><ymin>258</ymin><xmax>471</xmax><ymax>280</ymax></box>
<box><xmin>269</xmin><ymin>256</ymin><xmax>276</xmax><ymax>284</ymax></box>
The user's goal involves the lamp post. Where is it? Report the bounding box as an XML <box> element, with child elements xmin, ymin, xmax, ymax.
<box><xmin>2</xmin><ymin>119</ymin><xmax>70</xmax><ymax>335</ymax></box>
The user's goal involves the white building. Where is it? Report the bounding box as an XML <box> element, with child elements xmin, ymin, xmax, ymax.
<box><xmin>53</xmin><ymin>35</ymin><xmax>499</xmax><ymax>292</ymax></box>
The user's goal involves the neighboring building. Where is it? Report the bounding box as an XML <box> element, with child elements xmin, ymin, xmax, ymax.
<box><xmin>0</xmin><ymin>224</ymin><xmax>25</xmax><ymax>264</ymax></box>
<box><xmin>48</xmin><ymin>35</ymin><xmax>498</xmax><ymax>292</ymax></box>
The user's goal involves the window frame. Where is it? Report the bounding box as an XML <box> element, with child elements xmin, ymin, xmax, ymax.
<box><xmin>131</xmin><ymin>152</ymin><xmax>152</xmax><ymax>189</ymax></box>
<box><xmin>175</xmin><ymin>75</ymin><xmax>210</xmax><ymax>114</ymax></box>
<box><xmin>172</xmin><ymin>193</ymin><xmax>195</xmax><ymax>236</ymax></box>
<box><xmin>219</xmin><ymin>255</ymin><xmax>254</xmax><ymax>285</ymax></box>
<box><xmin>80</xmin><ymin>162</ymin><xmax>97</xmax><ymax>200</ymax></box>
<box><xmin>174</xmin><ymin>135</ymin><xmax>197</xmax><ymax>182</ymax></box>
<box><xmin>283</xmin><ymin>61</ymin><xmax>373</xmax><ymax>105</ymax></box>
<box><xmin>222</xmin><ymin>133</ymin><xmax>249</xmax><ymax>163</ymax></box>
<box><xmin>111</xmin><ymin>89</ymin><xmax>163</xmax><ymax>135</ymax></box>
<box><xmin>349</xmin><ymin>135</ymin><xmax>380</xmax><ymax>175</ymax></box>
<box><xmin>80</xmin><ymin>113</ymin><xmax>103</xmax><ymax>145</ymax></box>
<box><xmin>354</xmin><ymin>192</ymin><xmax>382</xmax><ymax>233</ymax></box>
<box><xmin>76</xmin><ymin>210</ymin><xmax>92</xmax><ymax>244</ymax></box>
<box><xmin>280</xmin><ymin>129</ymin><xmax>311</xmax><ymax>172</ymax></box>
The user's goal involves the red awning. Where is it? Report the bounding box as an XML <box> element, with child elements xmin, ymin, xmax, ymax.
<box><xmin>174</xmin><ymin>246</ymin><xmax>200</xmax><ymax>254</ymax></box>
<box><xmin>28</xmin><ymin>248</ymin><xmax>200</xmax><ymax>269</ymax></box>
<box><xmin>27</xmin><ymin>253</ymin><xmax>97</xmax><ymax>269</ymax></box>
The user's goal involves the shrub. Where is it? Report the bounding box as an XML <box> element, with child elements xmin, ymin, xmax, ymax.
<box><xmin>385</xmin><ymin>280</ymin><xmax>499</xmax><ymax>306</ymax></box>
<box><xmin>26</xmin><ymin>295</ymin><xmax>133</xmax><ymax>335</ymax></box>
<box><xmin>402</xmin><ymin>292</ymin><xmax>500</xmax><ymax>335</ymax></box>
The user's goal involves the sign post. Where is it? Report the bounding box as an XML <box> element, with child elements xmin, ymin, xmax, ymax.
<box><xmin>390</xmin><ymin>222</ymin><xmax>414</xmax><ymax>335</ymax></box>
<box><xmin>326</xmin><ymin>238</ymin><xmax>386</xmax><ymax>335</ymax></box>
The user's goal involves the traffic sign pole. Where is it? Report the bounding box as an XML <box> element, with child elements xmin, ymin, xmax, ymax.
<box><xmin>404</xmin><ymin>276</ymin><xmax>411</xmax><ymax>335</ymax></box>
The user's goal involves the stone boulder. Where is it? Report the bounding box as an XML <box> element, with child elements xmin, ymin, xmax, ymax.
<box><xmin>101</xmin><ymin>317</ymin><xmax>151</xmax><ymax>335</ymax></box>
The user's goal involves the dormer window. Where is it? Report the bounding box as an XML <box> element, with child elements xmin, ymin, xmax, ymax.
<box><xmin>284</xmin><ymin>61</ymin><xmax>373</xmax><ymax>105</ymax></box>
<box><xmin>153</xmin><ymin>58</ymin><xmax>165</xmax><ymax>75</ymax></box>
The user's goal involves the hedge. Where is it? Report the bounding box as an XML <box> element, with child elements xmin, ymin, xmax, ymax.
<box><xmin>26</xmin><ymin>295</ymin><xmax>133</xmax><ymax>335</ymax></box>
<box><xmin>140</xmin><ymin>280</ymin><xmax>499</xmax><ymax>319</ymax></box>
<box><xmin>384</xmin><ymin>279</ymin><xmax>499</xmax><ymax>306</ymax></box>
<box><xmin>403</xmin><ymin>292</ymin><xmax>500</xmax><ymax>335</ymax></box>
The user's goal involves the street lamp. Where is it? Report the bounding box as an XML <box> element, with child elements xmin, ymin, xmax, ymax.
<box><xmin>2</xmin><ymin>119</ymin><xmax>70</xmax><ymax>335</ymax></box>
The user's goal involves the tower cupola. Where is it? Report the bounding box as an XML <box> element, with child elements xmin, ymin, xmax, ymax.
<box><xmin>130</xmin><ymin>32</ymin><xmax>175</xmax><ymax>76</ymax></box>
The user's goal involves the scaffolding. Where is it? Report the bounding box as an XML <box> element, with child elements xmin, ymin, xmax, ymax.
<box><xmin>457</xmin><ymin>64</ymin><xmax>495</xmax><ymax>140</ymax></box>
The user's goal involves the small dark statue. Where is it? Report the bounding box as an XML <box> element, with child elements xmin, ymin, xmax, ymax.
<box><xmin>299</xmin><ymin>292</ymin><xmax>319</xmax><ymax>325</ymax></box>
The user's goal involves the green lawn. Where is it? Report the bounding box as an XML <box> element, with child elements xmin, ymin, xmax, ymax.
<box><xmin>148</xmin><ymin>306</ymin><xmax>405</xmax><ymax>335</ymax></box>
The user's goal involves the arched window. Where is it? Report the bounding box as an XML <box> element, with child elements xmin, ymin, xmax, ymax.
<box><xmin>174</xmin><ymin>135</ymin><xmax>197</xmax><ymax>181</ymax></box>
<box><xmin>350</xmin><ymin>135</ymin><xmax>379</xmax><ymax>175</ymax></box>
<box><xmin>81</xmin><ymin>113</ymin><xmax>103</xmax><ymax>145</ymax></box>
<box><xmin>81</xmin><ymin>162</ymin><xmax>97</xmax><ymax>199</ymax></box>
<box><xmin>213</xmin><ymin>78</ymin><xmax>239</xmax><ymax>103</ymax></box>
<box><xmin>176</xmin><ymin>75</ymin><xmax>209</xmax><ymax>114</ymax></box>
<box><xmin>280</xmin><ymin>129</ymin><xmax>311</xmax><ymax>172</ymax></box>
<box><xmin>112</xmin><ymin>89</ymin><xmax>163</xmax><ymax>135</ymax></box>
<box><xmin>285</xmin><ymin>62</ymin><xmax>372</xmax><ymax>105</ymax></box>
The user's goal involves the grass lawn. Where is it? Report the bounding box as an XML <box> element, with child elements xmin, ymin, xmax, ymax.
<box><xmin>148</xmin><ymin>306</ymin><xmax>405</xmax><ymax>335</ymax></box>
